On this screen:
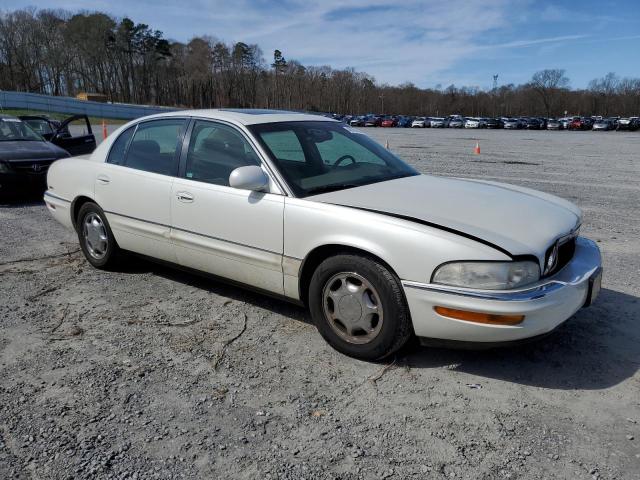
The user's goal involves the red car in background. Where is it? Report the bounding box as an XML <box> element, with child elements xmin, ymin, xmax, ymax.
<box><xmin>568</xmin><ymin>117</ymin><xmax>593</xmax><ymax>131</ymax></box>
<box><xmin>381</xmin><ymin>116</ymin><xmax>398</xmax><ymax>127</ymax></box>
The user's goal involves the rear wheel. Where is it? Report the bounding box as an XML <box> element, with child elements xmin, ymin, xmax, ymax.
<box><xmin>76</xmin><ymin>202</ymin><xmax>120</xmax><ymax>269</ymax></box>
<box><xmin>309</xmin><ymin>254</ymin><xmax>413</xmax><ymax>361</ymax></box>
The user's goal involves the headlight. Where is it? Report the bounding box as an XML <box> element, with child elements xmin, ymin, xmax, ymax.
<box><xmin>432</xmin><ymin>261</ymin><xmax>540</xmax><ymax>290</ymax></box>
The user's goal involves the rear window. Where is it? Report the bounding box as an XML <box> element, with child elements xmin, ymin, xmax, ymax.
<box><xmin>106</xmin><ymin>126</ymin><xmax>135</xmax><ymax>165</ymax></box>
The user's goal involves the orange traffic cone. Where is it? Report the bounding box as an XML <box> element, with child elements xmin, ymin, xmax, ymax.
<box><xmin>473</xmin><ymin>141</ymin><xmax>480</xmax><ymax>154</ymax></box>
<box><xmin>385</xmin><ymin>138</ymin><xmax>390</xmax><ymax>150</ymax></box>
<box><xmin>102</xmin><ymin>119</ymin><xmax>108</xmax><ymax>140</ymax></box>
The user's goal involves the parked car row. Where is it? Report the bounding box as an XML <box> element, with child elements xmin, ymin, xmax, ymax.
<box><xmin>331</xmin><ymin>113</ymin><xmax>640</xmax><ymax>131</ymax></box>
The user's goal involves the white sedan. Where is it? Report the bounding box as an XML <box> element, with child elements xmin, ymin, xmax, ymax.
<box><xmin>464</xmin><ymin>117</ymin><xmax>487</xmax><ymax>128</ymax></box>
<box><xmin>44</xmin><ymin>109</ymin><xmax>602</xmax><ymax>360</ymax></box>
<box><xmin>411</xmin><ymin>117</ymin><xmax>427</xmax><ymax>128</ymax></box>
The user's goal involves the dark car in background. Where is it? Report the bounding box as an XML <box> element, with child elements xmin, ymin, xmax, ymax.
<box><xmin>396</xmin><ymin>116</ymin><xmax>414</xmax><ymax>127</ymax></box>
<box><xmin>0</xmin><ymin>115</ymin><xmax>71</xmax><ymax>198</ymax></box>
<box><xmin>485</xmin><ymin>118</ymin><xmax>503</xmax><ymax>129</ymax></box>
<box><xmin>616</xmin><ymin>117</ymin><xmax>639</xmax><ymax>131</ymax></box>
<box><xmin>349</xmin><ymin>116</ymin><xmax>365</xmax><ymax>127</ymax></box>
<box><xmin>523</xmin><ymin>117</ymin><xmax>544</xmax><ymax>130</ymax></box>
<box><xmin>18</xmin><ymin>114</ymin><xmax>96</xmax><ymax>156</ymax></box>
<box><xmin>364</xmin><ymin>115</ymin><xmax>383</xmax><ymax>127</ymax></box>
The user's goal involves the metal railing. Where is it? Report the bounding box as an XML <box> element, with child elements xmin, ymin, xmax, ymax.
<box><xmin>0</xmin><ymin>91</ymin><xmax>177</xmax><ymax>119</ymax></box>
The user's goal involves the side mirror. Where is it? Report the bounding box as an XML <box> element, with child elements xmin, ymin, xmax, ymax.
<box><xmin>229</xmin><ymin>165</ymin><xmax>269</xmax><ymax>192</ymax></box>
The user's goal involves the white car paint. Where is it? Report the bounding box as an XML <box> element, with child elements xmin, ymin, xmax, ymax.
<box><xmin>307</xmin><ymin>174</ymin><xmax>581</xmax><ymax>259</ymax></box>
<box><xmin>44</xmin><ymin>109</ymin><xmax>602</xmax><ymax>346</ymax></box>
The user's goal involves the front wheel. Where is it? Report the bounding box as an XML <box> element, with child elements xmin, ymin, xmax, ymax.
<box><xmin>308</xmin><ymin>254</ymin><xmax>413</xmax><ymax>361</ymax></box>
<box><xmin>76</xmin><ymin>202</ymin><xmax>120</xmax><ymax>269</ymax></box>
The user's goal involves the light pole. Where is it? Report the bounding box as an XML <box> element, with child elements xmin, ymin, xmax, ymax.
<box><xmin>379</xmin><ymin>94</ymin><xmax>384</xmax><ymax>114</ymax></box>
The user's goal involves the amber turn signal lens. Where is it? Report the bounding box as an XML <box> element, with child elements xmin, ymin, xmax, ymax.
<box><xmin>434</xmin><ymin>306</ymin><xmax>524</xmax><ymax>325</ymax></box>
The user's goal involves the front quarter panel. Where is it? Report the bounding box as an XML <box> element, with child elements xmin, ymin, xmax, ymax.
<box><xmin>283</xmin><ymin>198</ymin><xmax>510</xmax><ymax>300</ymax></box>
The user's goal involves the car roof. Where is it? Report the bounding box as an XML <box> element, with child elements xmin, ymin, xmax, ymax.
<box><xmin>137</xmin><ymin>108</ymin><xmax>338</xmax><ymax>126</ymax></box>
<box><xmin>0</xmin><ymin>114</ymin><xmax>19</xmax><ymax>121</ymax></box>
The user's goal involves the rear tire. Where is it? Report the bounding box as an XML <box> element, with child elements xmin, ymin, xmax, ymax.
<box><xmin>76</xmin><ymin>202</ymin><xmax>120</xmax><ymax>270</ymax></box>
<box><xmin>309</xmin><ymin>254</ymin><xmax>413</xmax><ymax>361</ymax></box>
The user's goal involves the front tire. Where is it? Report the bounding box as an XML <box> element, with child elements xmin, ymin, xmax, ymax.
<box><xmin>76</xmin><ymin>202</ymin><xmax>120</xmax><ymax>269</ymax></box>
<box><xmin>308</xmin><ymin>254</ymin><xmax>413</xmax><ymax>361</ymax></box>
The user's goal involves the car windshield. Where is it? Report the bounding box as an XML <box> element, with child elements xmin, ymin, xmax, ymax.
<box><xmin>250</xmin><ymin>121</ymin><xmax>419</xmax><ymax>197</ymax></box>
<box><xmin>22</xmin><ymin>118</ymin><xmax>55</xmax><ymax>136</ymax></box>
<box><xmin>0</xmin><ymin>118</ymin><xmax>44</xmax><ymax>141</ymax></box>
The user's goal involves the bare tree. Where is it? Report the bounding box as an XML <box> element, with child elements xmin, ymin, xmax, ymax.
<box><xmin>1</xmin><ymin>8</ymin><xmax>640</xmax><ymax>118</ymax></box>
<box><xmin>530</xmin><ymin>69</ymin><xmax>570</xmax><ymax>117</ymax></box>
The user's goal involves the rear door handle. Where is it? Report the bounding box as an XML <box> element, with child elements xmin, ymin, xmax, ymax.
<box><xmin>96</xmin><ymin>174</ymin><xmax>110</xmax><ymax>184</ymax></box>
<box><xmin>176</xmin><ymin>191</ymin><xmax>194</xmax><ymax>203</ymax></box>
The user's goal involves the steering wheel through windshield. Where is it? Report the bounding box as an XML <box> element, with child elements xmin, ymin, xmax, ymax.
<box><xmin>333</xmin><ymin>154</ymin><xmax>356</xmax><ymax>168</ymax></box>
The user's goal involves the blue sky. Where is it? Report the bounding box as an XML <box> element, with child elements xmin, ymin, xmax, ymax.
<box><xmin>5</xmin><ymin>0</ymin><xmax>640</xmax><ymax>89</ymax></box>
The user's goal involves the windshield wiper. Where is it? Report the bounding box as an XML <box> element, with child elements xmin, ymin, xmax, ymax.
<box><xmin>305</xmin><ymin>183</ymin><xmax>360</xmax><ymax>195</ymax></box>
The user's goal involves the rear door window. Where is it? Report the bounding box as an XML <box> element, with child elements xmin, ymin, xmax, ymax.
<box><xmin>124</xmin><ymin>119</ymin><xmax>186</xmax><ymax>175</ymax></box>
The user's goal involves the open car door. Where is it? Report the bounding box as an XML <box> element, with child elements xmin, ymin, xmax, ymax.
<box><xmin>18</xmin><ymin>114</ymin><xmax>97</xmax><ymax>156</ymax></box>
<box><xmin>50</xmin><ymin>114</ymin><xmax>97</xmax><ymax>156</ymax></box>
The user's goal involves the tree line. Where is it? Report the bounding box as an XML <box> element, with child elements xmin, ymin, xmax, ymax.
<box><xmin>1</xmin><ymin>8</ymin><xmax>639</xmax><ymax>117</ymax></box>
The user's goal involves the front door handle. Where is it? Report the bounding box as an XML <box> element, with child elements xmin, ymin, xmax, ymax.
<box><xmin>96</xmin><ymin>174</ymin><xmax>110</xmax><ymax>185</ymax></box>
<box><xmin>176</xmin><ymin>191</ymin><xmax>194</xmax><ymax>203</ymax></box>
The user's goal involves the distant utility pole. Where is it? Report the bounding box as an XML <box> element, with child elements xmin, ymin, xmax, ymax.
<box><xmin>379</xmin><ymin>94</ymin><xmax>384</xmax><ymax>114</ymax></box>
<box><xmin>492</xmin><ymin>75</ymin><xmax>499</xmax><ymax>117</ymax></box>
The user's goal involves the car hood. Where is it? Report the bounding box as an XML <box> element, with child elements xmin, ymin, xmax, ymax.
<box><xmin>307</xmin><ymin>174</ymin><xmax>581</xmax><ymax>258</ymax></box>
<box><xmin>0</xmin><ymin>140</ymin><xmax>69</xmax><ymax>162</ymax></box>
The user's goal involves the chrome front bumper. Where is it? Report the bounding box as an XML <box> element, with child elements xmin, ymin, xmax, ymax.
<box><xmin>402</xmin><ymin>237</ymin><xmax>602</xmax><ymax>343</ymax></box>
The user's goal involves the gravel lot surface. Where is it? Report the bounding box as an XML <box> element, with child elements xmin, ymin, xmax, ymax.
<box><xmin>1</xmin><ymin>127</ymin><xmax>639</xmax><ymax>479</ymax></box>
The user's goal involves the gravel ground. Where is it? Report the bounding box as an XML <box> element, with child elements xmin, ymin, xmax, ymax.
<box><xmin>1</xmin><ymin>127</ymin><xmax>639</xmax><ymax>479</ymax></box>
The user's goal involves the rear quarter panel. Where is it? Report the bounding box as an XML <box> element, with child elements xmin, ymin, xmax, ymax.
<box><xmin>45</xmin><ymin>156</ymin><xmax>102</xmax><ymax>229</ymax></box>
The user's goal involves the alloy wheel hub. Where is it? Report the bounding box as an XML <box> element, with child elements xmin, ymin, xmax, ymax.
<box><xmin>322</xmin><ymin>272</ymin><xmax>383</xmax><ymax>345</ymax></box>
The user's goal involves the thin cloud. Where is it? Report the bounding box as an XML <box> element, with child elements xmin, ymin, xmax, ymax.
<box><xmin>486</xmin><ymin>35</ymin><xmax>590</xmax><ymax>49</ymax></box>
